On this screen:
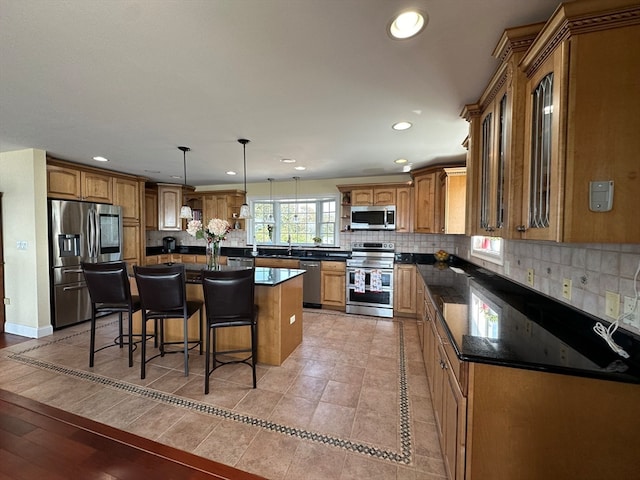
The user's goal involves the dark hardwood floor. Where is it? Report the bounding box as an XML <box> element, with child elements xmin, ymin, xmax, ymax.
<box><xmin>0</xmin><ymin>333</ymin><xmax>265</xmax><ymax>480</ymax></box>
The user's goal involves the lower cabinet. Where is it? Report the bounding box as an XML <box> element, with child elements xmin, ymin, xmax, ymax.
<box><xmin>420</xmin><ymin>274</ymin><xmax>640</xmax><ymax>480</ymax></box>
<box><xmin>320</xmin><ymin>261</ymin><xmax>346</xmax><ymax>309</ymax></box>
<box><xmin>394</xmin><ymin>264</ymin><xmax>416</xmax><ymax>316</ymax></box>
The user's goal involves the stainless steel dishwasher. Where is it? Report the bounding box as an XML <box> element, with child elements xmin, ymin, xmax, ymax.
<box><xmin>227</xmin><ymin>257</ymin><xmax>255</xmax><ymax>268</ymax></box>
<box><xmin>300</xmin><ymin>260</ymin><xmax>322</xmax><ymax>308</ymax></box>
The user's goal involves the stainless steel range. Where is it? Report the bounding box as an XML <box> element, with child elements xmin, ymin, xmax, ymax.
<box><xmin>346</xmin><ymin>242</ymin><xmax>395</xmax><ymax>318</ymax></box>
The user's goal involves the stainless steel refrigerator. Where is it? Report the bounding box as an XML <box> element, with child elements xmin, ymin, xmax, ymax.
<box><xmin>48</xmin><ymin>199</ymin><xmax>123</xmax><ymax>329</ymax></box>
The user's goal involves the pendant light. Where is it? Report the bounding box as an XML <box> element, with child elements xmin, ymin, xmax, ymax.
<box><xmin>293</xmin><ymin>176</ymin><xmax>299</xmax><ymax>222</ymax></box>
<box><xmin>178</xmin><ymin>146</ymin><xmax>192</xmax><ymax>220</ymax></box>
<box><xmin>238</xmin><ymin>138</ymin><xmax>252</xmax><ymax>219</ymax></box>
<box><xmin>266</xmin><ymin>178</ymin><xmax>275</xmax><ymax>223</ymax></box>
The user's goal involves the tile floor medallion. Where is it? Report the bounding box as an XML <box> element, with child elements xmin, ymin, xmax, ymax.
<box><xmin>1</xmin><ymin>310</ymin><xmax>446</xmax><ymax>479</ymax></box>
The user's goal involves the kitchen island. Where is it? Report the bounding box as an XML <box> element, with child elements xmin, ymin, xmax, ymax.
<box><xmin>130</xmin><ymin>265</ymin><xmax>305</xmax><ymax>366</ymax></box>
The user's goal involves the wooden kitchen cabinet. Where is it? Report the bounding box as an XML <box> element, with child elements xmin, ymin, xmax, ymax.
<box><xmin>114</xmin><ymin>176</ymin><xmax>145</xmax><ymax>267</ymax></box>
<box><xmin>337</xmin><ymin>182</ymin><xmax>413</xmax><ymax>232</ymax></box>
<box><xmin>439</xmin><ymin>167</ymin><xmax>467</xmax><ymax>234</ymax></box>
<box><xmin>395</xmin><ymin>186</ymin><xmax>413</xmax><ymax>233</ymax></box>
<box><xmin>393</xmin><ymin>264</ymin><xmax>416</xmax><ymax>316</ymax></box>
<box><xmin>320</xmin><ymin>261</ymin><xmax>346</xmax><ymax>309</ymax></box>
<box><xmin>47</xmin><ymin>161</ymin><xmax>113</xmax><ymax>203</ymax></box>
<box><xmin>255</xmin><ymin>257</ymin><xmax>300</xmax><ymax>269</ymax></box>
<box><xmin>518</xmin><ymin>1</ymin><xmax>640</xmax><ymax>242</ymax></box>
<box><xmin>461</xmin><ymin>23</ymin><xmax>543</xmax><ymax>238</ymax></box>
<box><xmin>144</xmin><ymin>188</ymin><xmax>158</xmax><ymax>230</ymax></box>
<box><xmin>350</xmin><ymin>188</ymin><xmax>373</xmax><ymax>206</ymax></box>
<box><xmin>412</xmin><ymin>168</ymin><xmax>440</xmax><ymax>233</ymax></box>
<box><xmin>157</xmin><ymin>184</ymin><xmax>182</xmax><ymax>231</ymax></box>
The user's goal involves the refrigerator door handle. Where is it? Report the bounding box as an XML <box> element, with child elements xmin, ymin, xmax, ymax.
<box><xmin>63</xmin><ymin>283</ymin><xmax>87</xmax><ymax>291</ymax></box>
<box><xmin>87</xmin><ymin>208</ymin><xmax>97</xmax><ymax>258</ymax></box>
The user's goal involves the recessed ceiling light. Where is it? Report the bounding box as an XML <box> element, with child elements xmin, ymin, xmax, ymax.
<box><xmin>294</xmin><ymin>166</ymin><xmax>306</xmax><ymax>171</ymax></box>
<box><xmin>280</xmin><ymin>158</ymin><xmax>296</xmax><ymax>164</ymax></box>
<box><xmin>392</xmin><ymin>121</ymin><xmax>412</xmax><ymax>131</ymax></box>
<box><xmin>226</xmin><ymin>171</ymin><xmax>237</xmax><ymax>175</ymax></box>
<box><xmin>402</xmin><ymin>164</ymin><xmax>413</xmax><ymax>173</ymax></box>
<box><xmin>170</xmin><ymin>175</ymin><xmax>182</xmax><ymax>179</ymax></box>
<box><xmin>92</xmin><ymin>156</ymin><xmax>108</xmax><ymax>162</ymax></box>
<box><xmin>388</xmin><ymin>10</ymin><xmax>427</xmax><ymax>39</ymax></box>
<box><xmin>394</xmin><ymin>158</ymin><xmax>408</xmax><ymax>164</ymax></box>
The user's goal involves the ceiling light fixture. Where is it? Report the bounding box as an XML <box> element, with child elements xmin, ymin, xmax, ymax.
<box><xmin>226</xmin><ymin>171</ymin><xmax>237</xmax><ymax>175</ymax></box>
<box><xmin>92</xmin><ymin>156</ymin><xmax>108</xmax><ymax>162</ymax></box>
<box><xmin>178</xmin><ymin>146</ymin><xmax>193</xmax><ymax>220</ymax></box>
<box><xmin>280</xmin><ymin>158</ymin><xmax>296</xmax><ymax>164</ymax></box>
<box><xmin>394</xmin><ymin>158</ymin><xmax>409</xmax><ymax>164</ymax></box>
<box><xmin>294</xmin><ymin>166</ymin><xmax>306</xmax><ymax>171</ymax></box>
<box><xmin>238</xmin><ymin>138</ymin><xmax>252</xmax><ymax>219</ymax></box>
<box><xmin>388</xmin><ymin>10</ymin><xmax>427</xmax><ymax>39</ymax></box>
<box><xmin>392</xmin><ymin>121</ymin><xmax>412</xmax><ymax>131</ymax></box>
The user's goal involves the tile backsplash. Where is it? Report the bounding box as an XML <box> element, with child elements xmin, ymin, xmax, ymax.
<box><xmin>148</xmin><ymin>228</ymin><xmax>640</xmax><ymax>335</ymax></box>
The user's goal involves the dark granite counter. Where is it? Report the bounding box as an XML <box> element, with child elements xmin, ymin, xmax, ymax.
<box><xmin>146</xmin><ymin>246</ymin><xmax>350</xmax><ymax>262</ymax></box>
<box><xmin>152</xmin><ymin>263</ymin><xmax>305</xmax><ymax>287</ymax></box>
<box><xmin>417</xmin><ymin>262</ymin><xmax>640</xmax><ymax>384</ymax></box>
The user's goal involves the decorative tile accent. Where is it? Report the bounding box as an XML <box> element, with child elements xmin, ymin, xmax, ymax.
<box><xmin>9</xmin><ymin>317</ymin><xmax>414</xmax><ymax>465</ymax></box>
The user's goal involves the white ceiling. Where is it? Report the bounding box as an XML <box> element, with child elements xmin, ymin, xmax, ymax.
<box><xmin>0</xmin><ymin>0</ymin><xmax>562</xmax><ymax>187</ymax></box>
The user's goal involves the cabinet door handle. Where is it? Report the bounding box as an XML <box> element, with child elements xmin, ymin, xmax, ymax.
<box><xmin>516</xmin><ymin>225</ymin><xmax>527</xmax><ymax>232</ymax></box>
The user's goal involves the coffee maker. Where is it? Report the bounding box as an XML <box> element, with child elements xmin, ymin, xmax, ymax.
<box><xmin>163</xmin><ymin>236</ymin><xmax>176</xmax><ymax>253</ymax></box>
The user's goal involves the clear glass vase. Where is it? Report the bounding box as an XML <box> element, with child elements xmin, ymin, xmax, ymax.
<box><xmin>206</xmin><ymin>241</ymin><xmax>220</xmax><ymax>270</ymax></box>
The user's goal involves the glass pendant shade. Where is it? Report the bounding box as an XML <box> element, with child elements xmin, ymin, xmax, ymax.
<box><xmin>239</xmin><ymin>203</ymin><xmax>251</xmax><ymax>219</ymax></box>
<box><xmin>179</xmin><ymin>205</ymin><xmax>193</xmax><ymax>219</ymax></box>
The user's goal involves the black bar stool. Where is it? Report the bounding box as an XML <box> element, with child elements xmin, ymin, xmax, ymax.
<box><xmin>133</xmin><ymin>264</ymin><xmax>203</xmax><ymax>379</ymax></box>
<box><xmin>82</xmin><ymin>261</ymin><xmax>141</xmax><ymax>368</ymax></box>
<box><xmin>201</xmin><ymin>267</ymin><xmax>258</xmax><ymax>394</ymax></box>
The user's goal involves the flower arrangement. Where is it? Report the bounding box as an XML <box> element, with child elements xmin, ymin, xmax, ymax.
<box><xmin>312</xmin><ymin>236</ymin><xmax>322</xmax><ymax>245</ymax></box>
<box><xmin>186</xmin><ymin>218</ymin><xmax>230</xmax><ymax>269</ymax></box>
<box><xmin>186</xmin><ymin>218</ymin><xmax>230</xmax><ymax>243</ymax></box>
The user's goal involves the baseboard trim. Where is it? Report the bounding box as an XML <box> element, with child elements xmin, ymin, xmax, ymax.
<box><xmin>4</xmin><ymin>322</ymin><xmax>53</xmax><ymax>338</ymax></box>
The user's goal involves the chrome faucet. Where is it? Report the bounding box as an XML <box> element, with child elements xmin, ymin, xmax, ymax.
<box><xmin>287</xmin><ymin>235</ymin><xmax>292</xmax><ymax>255</ymax></box>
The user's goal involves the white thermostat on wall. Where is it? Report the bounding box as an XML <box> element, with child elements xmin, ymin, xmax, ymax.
<box><xmin>589</xmin><ymin>180</ymin><xmax>614</xmax><ymax>212</ymax></box>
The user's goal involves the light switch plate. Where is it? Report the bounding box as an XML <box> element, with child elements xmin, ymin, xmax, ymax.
<box><xmin>527</xmin><ymin>269</ymin><xmax>534</xmax><ymax>287</ymax></box>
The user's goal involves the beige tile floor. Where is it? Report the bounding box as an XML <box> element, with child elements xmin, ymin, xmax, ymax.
<box><xmin>0</xmin><ymin>309</ymin><xmax>446</xmax><ymax>480</ymax></box>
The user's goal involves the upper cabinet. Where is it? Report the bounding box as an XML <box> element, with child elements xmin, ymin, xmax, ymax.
<box><xmin>463</xmin><ymin>0</ymin><xmax>640</xmax><ymax>243</ymax></box>
<box><xmin>47</xmin><ymin>160</ymin><xmax>113</xmax><ymax>203</ymax></box>
<box><xmin>518</xmin><ymin>0</ymin><xmax>640</xmax><ymax>243</ymax></box>
<box><xmin>412</xmin><ymin>168</ymin><xmax>440</xmax><ymax>233</ymax></box>
<box><xmin>461</xmin><ymin>23</ymin><xmax>544</xmax><ymax>238</ymax></box>
<box><xmin>337</xmin><ymin>182</ymin><xmax>413</xmax><ymax>232</ymax></box>
<box><xmin>156</xmin><ymin>183</ymin><xmax>183</xmax><ymax>231</ymax></box>
<box><xmin>440</xmin><ymin>167</ymin><xmax>467</xmax><ymax>234</ymax></box>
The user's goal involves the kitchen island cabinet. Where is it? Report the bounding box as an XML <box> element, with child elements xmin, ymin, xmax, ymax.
<box><xmin>417</xmin><ymin>262</ymin><xmax>640</xmax><ymax>479</ymax></box>
<box><xmin>130</xmin><ymin>266</ymin><xmax>304</xmax><ymax>366</ymax></box>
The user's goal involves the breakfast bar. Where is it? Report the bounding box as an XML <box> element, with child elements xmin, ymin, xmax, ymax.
<box><xmin>130</xmin><ymin>265</ymin><xmax>305</xmax><ymax>366</ymax></box>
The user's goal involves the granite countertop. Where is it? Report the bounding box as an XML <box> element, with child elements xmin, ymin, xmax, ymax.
<box><xmin>180</xmin><ymin>264</ymin><xmax>304</xmax><ymax>286</ymax></box>
<box><xmin>417</xmin><ymin>263</ymin><xmax>640</xmax><ymax>384</ymax></box>
<box><xmin>146</xmin><ymin>245</ymin><xmax>351</xmax><ymax>261</ymax></box>
<box><xmin>133</xmin><ymin>263</ymin><xmax>305</xmax><ymax>287</ymax></box>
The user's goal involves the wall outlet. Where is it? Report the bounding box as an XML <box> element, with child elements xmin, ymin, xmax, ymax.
<box><xmin>3</xmin><ymin>297</ymin><xmax>9</xmax><ymax>305</ymax></box>
<box><xmin>289</xmin><ymin>315</ymin><xmax>296</xmax><ymax>325</ymax></box>
<box><xmin>504</xmin><ymin>260</ymin><xmax>510</xmax><ymax>276</ymax></box>
<box><xmin>527</xmin><ymin>269</ymin><xmax>535</xmax><ymax>286</ymax></box>
<box><xmin>562</xmin><ymin>279</ymin><xmax>572</xmax><ymax>300</ymax></box>
<box><xmin>605</xmin><ymin>291</ymin><xmax>620</xmax><ymax>319</ymax></box>
<box><xmin>622</xmin><ymin>296</ymin><xmax>640</xmax><ymax>327</ymax></box>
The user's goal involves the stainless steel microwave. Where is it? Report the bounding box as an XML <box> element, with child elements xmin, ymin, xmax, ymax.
<box><xmin>350</xmin><ymin>205</ymin><xmax>396</xmax><ymax>230</ymax></box>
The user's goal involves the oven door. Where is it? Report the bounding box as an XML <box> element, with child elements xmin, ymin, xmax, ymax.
<box><xmin>346</xmin><ymin>266</ymin><xmax>394</xmax><ymax>317</ymax></box>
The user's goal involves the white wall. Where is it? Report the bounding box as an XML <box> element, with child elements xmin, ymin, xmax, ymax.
<box><xmin>0</xmin><ymin>149</ymin><xmax>52</xmax><ymax>337</ymax></box>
